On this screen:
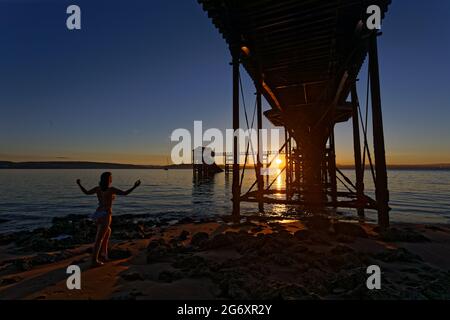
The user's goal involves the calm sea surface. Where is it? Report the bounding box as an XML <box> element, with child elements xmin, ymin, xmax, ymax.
<box><xmin>0</xmin><ymin>169</ymin><xmax>449</xmax><ymax>233</ymax></box>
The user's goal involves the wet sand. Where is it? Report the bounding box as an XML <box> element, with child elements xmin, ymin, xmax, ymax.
<box><xmin>1</xmin><ymin>214</ymin><xmax>450</xmax><ymax>300</ymax></box>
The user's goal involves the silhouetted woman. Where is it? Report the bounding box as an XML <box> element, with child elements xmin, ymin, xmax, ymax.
<box><xmin>76</xmin><ymin>172</ymin><xmax>141</xmax><ymax>267</ymax></box>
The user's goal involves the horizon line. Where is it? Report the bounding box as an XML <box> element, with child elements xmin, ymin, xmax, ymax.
<box><xmin>2</xmin><ymin>160</ymin><xmax>450</xmax><ymax>168</ymax></box>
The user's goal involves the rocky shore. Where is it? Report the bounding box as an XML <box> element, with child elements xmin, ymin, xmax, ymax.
<box><xmin>1</xmin><ymin>213</ymin><xmax>450</xmax><ymax>300</ymax></box>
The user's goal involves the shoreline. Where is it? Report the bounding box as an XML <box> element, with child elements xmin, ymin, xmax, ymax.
<box><xmin>1</xmin><ymin>213</ymin><xmax>450</xmax><ymax>300</ymax></box>
<box><xmin>1</xmin><ymin>211</ymin><xmax>450</xmax><ymax>236</ymax></box>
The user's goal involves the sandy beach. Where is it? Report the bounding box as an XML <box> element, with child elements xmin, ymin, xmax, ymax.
<box><xmin>1</xmin><ymin>213</ymin><xmax>449</xmax><ymax>300</ymax></box>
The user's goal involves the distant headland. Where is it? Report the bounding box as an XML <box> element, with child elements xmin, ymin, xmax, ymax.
<box><xmin>0</xmin><ymin>161</ymin><xmax>190</xmax><ymax>170</ymax></box>
<box><xmin>1</xmin><ymin>161</ymin><xmax>450</xmax><ymax>170</ymax></box>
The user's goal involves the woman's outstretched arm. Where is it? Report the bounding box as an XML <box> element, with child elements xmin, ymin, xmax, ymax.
<box><xmin>76</xmin><ymin>179</ymin><xmax>98</xmax><ymax>195</ymax></box>
<box><xmin>111</xmin><ymin>180</ymin><xmax>141</xmax><ymax>196</ymax></box>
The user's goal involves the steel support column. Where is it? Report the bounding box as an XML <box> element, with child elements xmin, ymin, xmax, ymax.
<box><xmin>256</xmin><ymin>85</ymin><xmax>264</xmax><ymax>212</ymax></box>
<box><xmin>284</xmin><ymin>128</ymin><xmax>289</xmax><ymax>201</ymax></box>
<box><xmin>287</xmin><ymin>131</ymin><xmax>292</xmax><ymax>200</ymax></box>
<box><xmin>369</xmin><ymin>34</ymin><xmax>390</xmax><ymax>228</ymax></box>
<box><xmin>351</xmin><ymin>83</ymin><xmax>365</xmax><ymax>217</ymax></box>
<box><xmin>232</xmin><ymin>49</ymin><xmax>241</xmax><ymax>222</ymax></box>
<box><xmin>329</xmin><ymin>128</ymin><xmax>337</xmax><ymax>206</ymax></box>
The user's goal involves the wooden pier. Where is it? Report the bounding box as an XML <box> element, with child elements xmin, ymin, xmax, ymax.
<box><xmin>199</xmin><ymin>0</ymin><xmax>392</xmax><ymax>228</ymax></box>
<box><xmin>192</xmin><ymin>147</ymin><xmax>223</xmax><ymax>179</ymax></box>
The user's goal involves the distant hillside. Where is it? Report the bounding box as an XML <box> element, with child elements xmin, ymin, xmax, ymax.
<box><xmin>0</xmin><ymin>161</ymin><xmax>192</xmax><ymax>170</ymax></box>
<box><xmin>1</xmin><ymin>161</ymin><xmax>449</xmax><ymax>170</ymax></box>
<box><xmin>337</xmin><ymin>164</ymin><xmax>450</xmax><ymax>171</ymax></box>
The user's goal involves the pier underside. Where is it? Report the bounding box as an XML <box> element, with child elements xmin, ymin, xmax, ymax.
<box><xmin>199</xmin><ymin>0</ymin><xmax>391</xmax><ymax>227</ymax></box>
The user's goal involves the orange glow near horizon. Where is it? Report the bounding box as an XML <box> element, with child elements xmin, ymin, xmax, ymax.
<box><xmin>4</xmin><ymin>150</ymin><xmax>450</xmax><ymax>167</ymax></box>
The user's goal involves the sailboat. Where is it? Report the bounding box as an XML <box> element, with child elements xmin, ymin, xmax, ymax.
<box><xmin>164</xmin><ymin>157</ymin><xmax>169</xmax><ymax>170</ymax></box>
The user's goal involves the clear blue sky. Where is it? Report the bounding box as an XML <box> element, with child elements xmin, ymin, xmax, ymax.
<box><xmin>0</xmin><ymin>0</ymin><xmax>449</xmax><ymax>165</ymax></box>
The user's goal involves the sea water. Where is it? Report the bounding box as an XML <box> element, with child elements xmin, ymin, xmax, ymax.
<box><xmin>0</xmin><ymin>169</ymin><xmax>449</xmax><ymax>233</ymax></box>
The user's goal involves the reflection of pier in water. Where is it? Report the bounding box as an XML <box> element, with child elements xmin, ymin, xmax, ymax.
<box><xmin>199</xmin><ymin>0</ymin><xmax>392</xmax><ymax>228</ymax></box>
<box><xmin>192</xmin><ymin>174</ymin><xmax>216</xmax><ymax>212</ymax></box>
